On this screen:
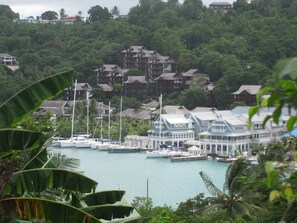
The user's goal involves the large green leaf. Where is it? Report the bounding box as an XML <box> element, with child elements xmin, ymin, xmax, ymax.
<box><xmin>83</xmin><ymin>190</ymin><xmax>126</xmax><ymax>206</ymax></box>
<box><xmin>82</xmin><ymin>204</ymin><xmax>134</xmax><ymax>221</ymax></box>
<box><xmin>4</xmin><ymin>168</ymin><xmax>98</xmax><ymax>195</ymax></box>
<box><xmin>0</xmin><ymin>70</ymin><xmax>75</xmax><ymax>128</ymax></box>
<box><xmin>21</xmin><ymin>147</ymin><xmax>48</xmax><ymax>170</ymax></box>
<box><xmin>273</xmin><ymin>57</ymin><xmax>297</xmax><ymax>80</ymax></box>
<box><xmin>0</xmin><ymin>129</ymin><xmax>42</xmax><ymax>155</ymax></box>
<box><xmin>0</xmin><ymin>198</ymin><xmax>102</xmax><ymax>223</ymax></box>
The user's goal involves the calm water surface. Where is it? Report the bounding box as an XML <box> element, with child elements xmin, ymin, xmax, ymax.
<box><xmin>49</xmin><ymin>147</ymin><xmax>230</xmax><ymax>207</ymax></box>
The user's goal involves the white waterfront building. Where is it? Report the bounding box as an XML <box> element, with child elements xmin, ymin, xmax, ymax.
<box><xmin>147</xmin><ymin>114</ymin><xmax>195</xmax><ymax>149</ymax></box>
<box><xmin>199</xmin><ymin>111</ymin><xmax>251</xmax><ymax>155</ymax></box>
<box><xmin>147</xmin><ymin>106</ymin><xmax>292</xmax><ymax>153</ymax></box>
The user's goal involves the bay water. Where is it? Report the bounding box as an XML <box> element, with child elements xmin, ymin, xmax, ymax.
<box><xmin>49</xmin><ymin>147</ymin><xmax>230</xmax><ymax>208</ymax></box>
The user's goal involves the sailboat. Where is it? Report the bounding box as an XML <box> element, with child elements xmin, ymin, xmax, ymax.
<box><xmin>59</xmin><ymin>79</ymin><xmax>83</xmax><ymax>148</ymax></box>
<box><xmin>97</xmin><ymin>101</ymin><xmax>112</xmax><ymax>151</ymax></box>
<box><xmin>146</xmin><ymin>94</ymin><xmax>168</xmax><ymax>158</ymax></box>
<box><xmin>75</xmin><ymin>91</ymin><xmax>92</xmax><ymax>148</ymax></box>
<box><xmin>107</xmin><ymin>96</ymin><xmax>141</xmax><ymax>153</ymax></box>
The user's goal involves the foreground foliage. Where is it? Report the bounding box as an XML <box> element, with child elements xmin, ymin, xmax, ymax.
<box><xmin>132</xmin><ymin>57</ymin><xmax>297</xmax><ymax>223</ymax></box>
<box><xmin>0</xmin><ymin>70</ymin><xmax>139</xmax><ymax>222</ymax></box>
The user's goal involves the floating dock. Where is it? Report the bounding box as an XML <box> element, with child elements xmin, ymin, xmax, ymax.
<box><xmin>170</xmin><ymin>155</ymin><xmax>208</xmax><ymax>162</ymax></box>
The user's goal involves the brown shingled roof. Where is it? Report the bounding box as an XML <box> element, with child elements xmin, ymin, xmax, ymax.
<box><xmin>232</xmin><ymin>85</ymin><xmax>262</xmax><ymax>95</ymax></box>
<box><xmin>124</xmin><ymin>76</ymin><xmax>148</xmax><ymax>84</ymax></box>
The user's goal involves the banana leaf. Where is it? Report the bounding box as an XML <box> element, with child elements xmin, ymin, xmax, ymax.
<box><xmin>0</xmin><ymin>197</ymin><xmax>102</xmax><ymax>223</ymax></box>
<box><xmin>0</xmin><ymin>129</ymin><xmax>42</xmax><ymax>154</ymax></box>
<box><xmin>82</xmin><ymin>204</ymin><xmax>134</xmax><ymax>221</ymax></box>
<box><xmin>3</xmin><ymin>168</ymin><xmax>98</xmax><ymax>195</ymax></box>
<box><xmin>83</xmin><ymin>190</ymin><xmax>126</xmax><ymax>206</ymax></box>
<box><xmin>0</xmin><ymin>70</ymin><xmax>75</xmax><ymax>128</ymax></box>
<box><xmin>21</xmin><ymin>147</ymin><xmax>48</xmax><ymax>170</ymax></box>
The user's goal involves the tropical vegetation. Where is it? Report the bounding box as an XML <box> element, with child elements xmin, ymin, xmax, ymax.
<box><xmin>1</xmin><ymin>0</ymin><xmax>297</xmax><ymax>222</ymax></box>
<box><xmin>129</xmin><ymin>57</ymin><xmax>297</xmax><ymax>223</ymax></box>
<box><xmin>1</xmin><ymin>0</ymin><xmax>297</xmax><ymax>109</ymax></box>
<box><xmin>0</xmin><ymin>70</ymin><xmax>139</xmax><ymax>222</ymax></box>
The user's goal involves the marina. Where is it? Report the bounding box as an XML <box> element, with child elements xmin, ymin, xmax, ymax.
<box><xmin>48</xmin><ymin>146</ymin><xmax>230</xmax><ymax>208</ymax></box>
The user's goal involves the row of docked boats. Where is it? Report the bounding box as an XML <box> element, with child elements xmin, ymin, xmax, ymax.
<box><xmin>52</xmin><ymin>136</ymin><xmax>143</xmax><ymax>153</ymax></box>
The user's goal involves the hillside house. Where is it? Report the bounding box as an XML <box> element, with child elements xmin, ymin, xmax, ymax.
<box><xmin>147</xmin><ymin>56</ymin><xmax>176</xmax><ymax>81</ymax></box>
<box><xmin>181</xmin><ymin>69</ymin><xmax>210</xmax><ymax>85</ymax></box>
<box><xmin>97</xmin><ymin>84</ymin><xmax>116</xmax><ymax>99</ymax></box>
<box><xmin>0</xmin><ymin>53</ymin><xmax>19</xmax><ymax>71</ymax></box>
<box><xmin>123</xmin><ymin>76</ymin><xmax>148</xmax><ymax>98</ymax></box>
<box><xmin>122</xmin><ymin>46</ymin><xmax>176</xmax><ymax>82</ymax></box>
<box><xmin>232</xmin><ymin>85</ymin><xmax>262</xmax><ymax>106</ymax></box>
<box><xmin>209</xmin><ymin>2</ymin><xmax>233</xmax><ymax>13</ymax></box>
<box><xmin>36</xmin><ymin>100</ymin><xmax>71</xmax><ymax>117</ymax></box>
<box><xmin>61</xmin><ymin>15</ymin><xmax>84</xmax><ymax>24</ymax></box>
<box><xmin>94</xmin><ymin>64</ymin><xmax>125</xmax><ymax>85</ymax></box>
<box><xmin>155</xmin><ymin>73</ymin><xmax>186</xmax><ymax>95</ymax></box>
<box><xmin>64</xmin><ymin>83</ymin><xmax>92</xmax><ymax>100</ymax></box>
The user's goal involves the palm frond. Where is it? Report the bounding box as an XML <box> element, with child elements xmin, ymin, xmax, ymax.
<box><xmin>54</xmin><ymin>153</ymin><xmax>80</xmax><ymax>170</ymax></box>
<box><xmin>21</xmin><ymin>147</ymin><xmax>48</xmax><ymax>170</ymax></box>
<box><xmin>224</xmin><ymin>158</ymin><xmax>249</xmax><ymax>194</ymax></box>
<box><xmin>199</xmin><ymin>171</ymin><xmax>225</xmax><ymax>198</ymax></box>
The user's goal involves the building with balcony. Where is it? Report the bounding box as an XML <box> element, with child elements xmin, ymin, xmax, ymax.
<box><xmin>0</xmin><ymin>53</ymin><xmax>19</xmax><ymax>71</ymax></box>
<box><xmin>94</xmin><ymin>64</ymin><xmax>125</xmax><ymax>85</ymax></box>
<box><xmin>232</xmin><ymin>85</ymin><xmax>262</xmax><ymax>106</ymax></box>
<box><xmin>123</xmin><ymin>76</ymin><xmax>148</xmax><ymax>98</ymax></box>
<box><xmin>122</xmin><ymin>46</ymin><xmax>176</xmax><ymax>82</ymax></box>
<box><xmin>209</xmin><ymin>2</ymin><xmax>233</xmax><ymax>13</ymax></box>
<box><xmin>148</xmin><ymin>106</ymin><xmax>293</xmax><ymax>154</ymax></box>
<box><xmin>199</xmin><ymin>112</ymin><xmax>251</xmax><ymax>155</ymax></box>
<box><xmin>147</xmin><ymin>114</ymin><xmax>195</xmax><ymax>149</ymax></box>
<box><xmin>155</xmin><ymin>73</ymin><xmax>187</xmax><ymax>95</ymax></box>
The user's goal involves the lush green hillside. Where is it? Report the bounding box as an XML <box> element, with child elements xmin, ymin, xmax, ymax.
<box><xmin>1</xmin><ymin>0</ymin><xmax>297</xmax><ymax>108</ymax></box>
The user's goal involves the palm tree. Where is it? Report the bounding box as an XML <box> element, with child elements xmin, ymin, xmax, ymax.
<box><xmin>199</xmin><ymin>158</ymin><xmax>262</xmax><ymax>219</ymax></box>
<box><xmin>0</xmin><ymin>70</ymin><xmax>139</xmax><ymax>222</ymax></box>
<box><xmin>110</xmin><ymin>6</ymin><xmax>120</xmax><ymax>19</ymax></box>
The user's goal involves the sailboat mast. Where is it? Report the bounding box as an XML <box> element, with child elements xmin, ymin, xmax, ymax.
<box><xmin>100</xmin><ymin>102</ymin><xmax>103</xmax><ymax>140</ymax></box>
<box><xmin>119</xmin><ymin>96</ymin><xmax>123</xmax><ymax>145</ymax></box>
<box><xmin>86</xmin><ymin>91</ymin><xmax>90</xmax><ymax>136</ymax></box>
<box><xmin>159</xmin><ymin>94</ymin><xmax>162</xmax><ymax>147</ymax></box>
<box><xmin>108</xmin><ymin>101</ymin><xmax>111</xmax><ymax>142</ymax></box>
<box><xmin>71</xmin><ymin>79</ymin><xmax>77</xmax><ymax>139</ymax></box>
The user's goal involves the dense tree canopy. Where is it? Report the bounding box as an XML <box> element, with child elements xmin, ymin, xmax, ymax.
<box><xmin>0</xmin><ymin>0</ymin><xmax>297</xmax><ymax>107</ymax></box>
<box><xmin>41</xmin><ymin>10</ymin><xmax>58</xmax><ymax>20</ymax></box>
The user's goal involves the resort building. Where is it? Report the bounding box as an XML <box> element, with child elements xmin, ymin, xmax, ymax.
<box><xmin>198</xmin><ymin>111</ymin><xmax>251</xmax><ymax>155</ymax></box>
<box><xmin>123</xmin><ymin>76</ymin><xmax>148</xmax><ymax>98</ymax></box>
<box><xmin>147</xmin><ymin>106</ymin><xmax>293</xmax><ymax>153</ymax></box>
<box><xmin>121</xmin><ymin>46</ymin><xmax>176</xmax><ymax>82</ymax></box>
<box><xmin>155</xmin><ymin>72</ymin><xmax>187</xmax><ymax>95</ymax></box>
<box><xmin>147</xmin><ymin>114</ymin><xmax>195</xmax><ymax>149</ymax></box>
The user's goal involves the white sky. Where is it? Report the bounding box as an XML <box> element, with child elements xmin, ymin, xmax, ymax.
<box><xmin>0</xmin><ymin>0</ymin><xmax>234</xmax><ymax>18</ymax></box>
